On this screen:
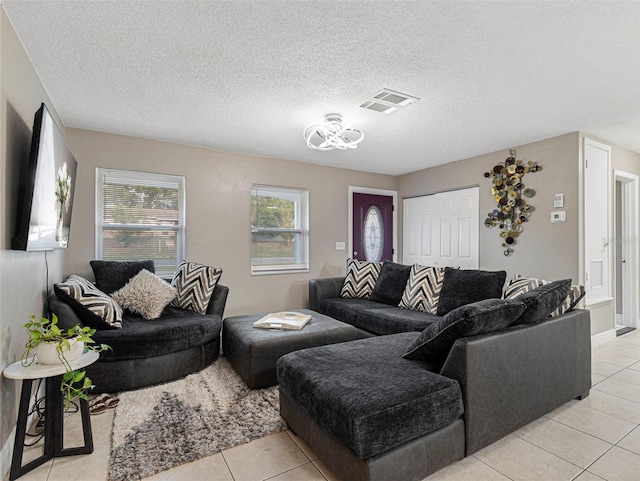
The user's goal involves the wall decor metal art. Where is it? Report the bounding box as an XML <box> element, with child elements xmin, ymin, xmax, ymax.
<box><xmin>483</xmin><ymin>149</ymin><xmax>541</xmax><ymax>256</ymax></box>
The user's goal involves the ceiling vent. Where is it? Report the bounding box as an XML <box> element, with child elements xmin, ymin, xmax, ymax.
<box><xmin>359</xmin><ymin>89</ymin><xmax>419</xmax><ymax>114</ymax></box>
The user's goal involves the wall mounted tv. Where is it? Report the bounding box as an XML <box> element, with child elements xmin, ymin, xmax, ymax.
<box><xmin>12</xmin><ymin>103</ymin><xmax>78</xmax><ymax>251</ymax></box>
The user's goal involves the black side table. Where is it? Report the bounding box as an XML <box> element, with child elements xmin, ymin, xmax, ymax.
<box><xmin>3</xmin><ymin>351</ymin><xmax>98</xmax><ymax>480</ymax></box>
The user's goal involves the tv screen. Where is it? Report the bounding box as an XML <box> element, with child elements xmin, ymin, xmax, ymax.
<box><xmin>12</xmin><ymin>103</ymin><xmax>78</xmax><ymax>251</ymax></box>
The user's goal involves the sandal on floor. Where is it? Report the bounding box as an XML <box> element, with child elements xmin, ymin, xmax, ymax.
<box><xmin>105</xmin><ymin>395</ymin><xmax>119</xmax><ymax>408</ymax></box>
<box><xmin>89</xmin><ymin>393</ymin><xmax>109</xmax><ymax>409</ymax></box>
<box><xmin>89</xmin><ymin>401</ymin><xmax>107</xmax><ymax>415</ymax></box>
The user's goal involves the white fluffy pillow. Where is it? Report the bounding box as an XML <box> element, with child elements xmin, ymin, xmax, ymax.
<box><xmin>112</xmin><ymin>269</ymin><xmax>176</xmax><ymax>320</ymax></box>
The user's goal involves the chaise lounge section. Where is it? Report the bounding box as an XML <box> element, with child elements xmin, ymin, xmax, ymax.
<box><xmin>279</xmin><ymin>263</ymin><xmax>591</xmax><ymax>480</ymax></box>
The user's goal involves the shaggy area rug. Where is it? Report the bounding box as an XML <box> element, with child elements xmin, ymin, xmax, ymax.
<box><xmin>108</xmin><ymin>358</ymin><xmax>285</xmax><ymax>481</ymax></box>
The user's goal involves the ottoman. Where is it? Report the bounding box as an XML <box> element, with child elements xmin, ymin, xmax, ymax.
<box><xmin>222</xmin><ymin>309</ymin><xmax>360</xmax><ymax>388</ymax></box>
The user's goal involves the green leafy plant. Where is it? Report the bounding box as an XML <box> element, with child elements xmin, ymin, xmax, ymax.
<box><xmin>21</xmin><ymin>314</ymin><xmax>111</xmax><ymax>407</ymax></box>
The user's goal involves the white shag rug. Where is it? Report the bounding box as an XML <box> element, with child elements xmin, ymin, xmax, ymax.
<box><xmin>108</xmin><ymin>358</ymin><xmax>285</xmax><ymax>481</ymax></box>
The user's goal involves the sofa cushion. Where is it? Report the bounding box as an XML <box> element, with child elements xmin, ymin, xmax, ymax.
<box><xmin>90</xmin><ymin>260</ymin><xmax>155</xmax><ymax>295</ymax></box>
<box><xmin>170</xmin><ymin>260</ymin><xmax>222</xmax><ymax>314</ymax></box>
<box><xmin>510</xmin><ymin>279</ymin><xmax>571</xmax><ymax>325</ymax></box>
<box><xmin>369</xmin><ymin>261</ymin><xmax>412</xmax><ymax>306</ymax></box>
<box><xmin>340</xmin><ymin>258</ymin><xmax>382</xmax><ymax>299</ymax></box>
<box><xmin>356</xmin><ymin>307</ymin><xmax>440</xmax><ymax>335</ymax></box>
<box><xmin>91</xmin><ymin>307</ymin><xmax>221</xmax><ymax>361</ymax></box>
<box><xmin>405</xmin><ymin>298</ymin><xmax>526</xmax><ymax>361</ymax></box>
<box><xmin>437</xmin><ymin>269</ymin><xmax>506</xmax><ymax>316</ymax></box>
<box><xmin>112</xmin><ymin>269</ymin><xmax>177</xmax><ymax>320</ymax></box>
<box><xmin>54</xmin><ymin>275</ymin><xmax>123</xmax><ymax>330</ymax></box>
<box><xmin>277</xmin><ymin>333</ymin><xmax>463</xmax><ymax>459</ymax></box>
<box><xmin>319</xmin><ymin>298</ymin><xmax>389</xmax><ymax>326</ymax></box>
<box><xmin>399</xmin><ymin>264</ymin><xmax>448</xmax><ymax>314</ymax></box>
<box><xmin>504</xmin><ymin>274</ymin><xmax>585</xmax><ymax>318</ymax></box>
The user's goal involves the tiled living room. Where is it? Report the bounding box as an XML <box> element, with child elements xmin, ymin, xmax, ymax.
<box><xmin>11</xmin><ymin>328</ymin><xmax>640</xmax><ymax>481</ymax></box>
<box><xmin>2</xmin><ymin>2</ymin><xmax>640</xmax><ymax>481</ymax></box>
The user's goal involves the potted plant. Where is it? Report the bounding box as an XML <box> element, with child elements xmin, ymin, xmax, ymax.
<box><xmin>21</xmin><ymin>314</ymin><xmax>110</xmax><ymax>407</ymax></box>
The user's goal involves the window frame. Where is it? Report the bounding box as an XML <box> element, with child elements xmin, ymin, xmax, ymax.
<box><xmin>251</xmin><ymin>184</ymin><xmax>309</xmax><ymax>275</ymax></box>
<box><xmin>95</xmin><ymin>168</ymin><xmax>186</xmax><ymax>276</ymax></box>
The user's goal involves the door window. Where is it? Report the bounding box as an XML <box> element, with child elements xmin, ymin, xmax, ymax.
<box><xmin>364</xmin><ymin>206</ymin><xmax>383</xmax><ymax>261</ymax></box>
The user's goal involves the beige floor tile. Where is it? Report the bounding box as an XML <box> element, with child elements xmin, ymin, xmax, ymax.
<box><xmin>573</xmin><ymin>471</ymin><xmax>607</xmax><ymax>481</ymax></box>
<box><xmin>312</xmin><ymin>458</ymin><xmax>340</xmax><ymax>481</ymax></box>
<box><xmin>593</xmin><ymin>377</ymin><xmax>640</xmax><ymax>403</ymax></box>
<box><xmin>266</xmin><ymin>462</ymin><xmax>327</xmax><ymax>481</ymax></box>
<box><xmin>221</xmin><ymin>431</ymin><xmax>309</xmax><ymax>481</ymax></box>
<box><xmin>579</xmin><ymin>389</ymin><xmax>640</xmax><ymax>424</ymax></box>
<box><xmin>592</xmin><ymin>373</ymin><xmax>606</xmax><ymax>385</ymax></box>
<box><xmin>286</xmin><ymin>429</ymin><xmax>319</xmax><ymax>461</ymax></box>
<box><xmin>473</xmin><ymin>434</ymin><xmax>581</xmax><ymax>481</ymax></box>
<box><xmin>612</xmin><ymin>368</ymin><xmax>640</xmax><ymax>386</ymax></box>
<box><xmin>4</xmin><ymin>458</ymin><xmax>51</xmax><ymax>481</ymax></box>
<box><xmin>614</xmin><ymin>338</ymin><xmax>640</xmax><ymax>350</ymax></box>
<box><xmin>546</xmin><ymin>401</ymin><xmax>636</xmax><ymax>444</ymax></box>
<box><xmin>588</xmin><ymin>445</ymin><xmax>640</xmax><ymax>481</ymax></box>
<box><xmin>628</xmin><ymin>361</ymin><xmax>640</xmax><ymax>372</ymax></box>
<box><xmin>595</xmin><ymin>343</ymin><xmax>640</xmax><ymax>361</ymax></box>
<box><xmin>592</xmin><ymin>360</ymin><xmax>624</xmax><ymax>377</ymax></box>
<box><xmin>592</xmin><ymin>349</ymin><xmax>638</xmax><ymax>368</ymax></box>
<box><xmin>424</xmin><ymin>455</ymin><xmax>510</xmax><ymax>480</ymax></box>
<box><xmin>62</xmin><ymin>407</ymin><xmax>114</xmax><ymax>448</ymax></box>
<box><xmin>141</xmin><ymin>453</ymin><xmax>233</xmax><ymax>481</ymax></box>
<box><xmin>514</xmin><ymin>416</ymin><xmax>611</xmax><ymax>468</ymax></box>
<box><xmin>618</xmin><ymin>426</ymin><xmax>640</xmax><ymax>456</ymax></box>
<box><xmin>46</xmin><ymin>438</ymin><xmax>111</xmax><ymax>481</ymax></box>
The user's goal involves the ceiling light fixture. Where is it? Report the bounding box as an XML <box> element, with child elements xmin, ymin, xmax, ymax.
<box><xmin>304</xmin><ymin>113</ymin><xmax>364</xmax><ymax>151</ymax></box>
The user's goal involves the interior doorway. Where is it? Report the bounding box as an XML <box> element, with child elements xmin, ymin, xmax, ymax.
<box><xmin>614</xmin><ymin>170</ymin><xmax>639</xmax><ymax>335</ymax></box>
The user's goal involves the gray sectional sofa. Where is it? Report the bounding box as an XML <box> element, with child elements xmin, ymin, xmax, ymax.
<box><xmin>278</xmin><ymin>270</ymin><xmax>592</xmax><ymax>481</ymax></box>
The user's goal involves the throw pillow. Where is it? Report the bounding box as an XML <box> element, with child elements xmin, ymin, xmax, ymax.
<box><xmin>436</xmin><ymin>269</ymin><xmax>507</xmax><ymax>316</ymax></box>
<box><xmin>503</xmin><ymin>275</ymin><xmax>585</xmax><ymax>318</ymax></box>
<box><xmin>404</xmin><ymin>298</ymin><xmax>526</xmax><ymax>361</ymax></box>
<box><xmin>369</xmin><ymin>261</ymin><xmax>412</xmax><ymax>306</ymax></box>
<box><xmin>512</xmin><ymin>279</ymin><xmax>572</xmax><ymax>325</ymax></box>
<box><xmin>54</xmin><ymin>275</ymin><xmax>123</xmax><ymax>329</ymax></box>
<box><xmin>90</xmin><ymin>260</ymin><xmax>155</xmax><ymax>294</ymax></box>
<box><xmin>399</xmin><ymin>264</ymin><xmax>448</xmax><ymax>314</ymax></box>
<box><xmin>170</xmin><ymin>260</ymin><xmax>222</xmax><ymax>314</ymax></box>
<box><xmin>112</xmin><ymin>269</ymin><xmax>176</xmax><ymax>320</ymax></box>
<box><xmin>340</xmin><ymin>258</ymin><xmax>382</xmax><ymax>299</ymax></box>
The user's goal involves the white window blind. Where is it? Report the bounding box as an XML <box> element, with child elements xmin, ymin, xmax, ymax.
<box><xmin>96</xmin><ymin>169</ymin><xmax>185</xmax><ymax>277</ymax></box>
<box><xmin>251</xmin><ymin>185</ymin><xmax>309</xmax><ymax>274</ymax></box>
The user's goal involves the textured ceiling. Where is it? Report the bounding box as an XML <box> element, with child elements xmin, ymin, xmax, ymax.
<box><xmin>3</xmin><ymin>0</ymin><xmax>640</xmax><ymax>175</ymax></box>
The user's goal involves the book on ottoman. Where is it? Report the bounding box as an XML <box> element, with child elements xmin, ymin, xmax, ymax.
<box><xmin>253</xmin><ymin>312</ymin><xmax>311</xmax><ymax>330</ymax></box>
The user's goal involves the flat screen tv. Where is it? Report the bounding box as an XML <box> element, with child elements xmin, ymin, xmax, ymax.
<box><xmin>12</xmin><ymin>103</ymin><xmax>78</xmax><ymax>251</ymax></box>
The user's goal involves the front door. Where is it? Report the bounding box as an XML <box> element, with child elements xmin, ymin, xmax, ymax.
<box><xmin>352</xmin><ymin>193</ymin><xmax>394</xmax><ymax>261</ymax></box>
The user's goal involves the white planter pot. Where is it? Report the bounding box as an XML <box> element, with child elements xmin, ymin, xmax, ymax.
<box><xmin>36</xmin><ymin>338</ymin><xmax>84</xmax><ymax>365</ymax></box>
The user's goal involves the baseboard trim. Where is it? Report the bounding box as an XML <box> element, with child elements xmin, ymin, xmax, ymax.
<box><xmin>592</xmin><ymin>329</ymin><xmax>617</xmax><ymax>348</ymax></box>
<box><xmin>0</xmin><ymin>425</ymin><xmax>16</xmax><ymax>481</ymax></box>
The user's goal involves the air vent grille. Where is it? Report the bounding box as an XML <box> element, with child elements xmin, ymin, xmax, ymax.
<box><xmin>360</xmin><ymin>88</ymin><xmax>419</xmax><ymax>114</ymax></box>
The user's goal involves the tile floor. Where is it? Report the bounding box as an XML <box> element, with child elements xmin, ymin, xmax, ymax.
<box><xmin>6</xmin><ymin>329</ymin><xmax>640</xmax><ymax>481</ymax></box>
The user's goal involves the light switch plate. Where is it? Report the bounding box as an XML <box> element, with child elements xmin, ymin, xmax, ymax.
<box><xmin>554</xmin><ymin>193</ymin><xmax>564</xmax><ymax>208</ymax></box>
<box><xmin>336</xmin><ymin>241</ymin><xmax>346</xmax><ymax>250</ymax></box>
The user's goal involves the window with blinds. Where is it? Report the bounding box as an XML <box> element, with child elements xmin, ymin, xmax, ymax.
<box><xmin>96</xmin><ymin>169</ymin><xmax>185</xmax><ymax>277</ymax></box>
<box><xmin>251</xmin><ymin>185</ymin><xmax>309</xmax><ymax>274</ymax></box>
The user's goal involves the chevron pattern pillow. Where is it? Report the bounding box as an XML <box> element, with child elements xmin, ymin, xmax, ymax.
<box><xmin>340</xmin><ymin>259</ymin><xmax>382</xmax><ymax>299</ymax></box>
<box><xmin>504</xmin><ymin>275</ymin><xmax>585</xmax><ymax>317</ymax></box>
<box><xmin>399</xmin><ymin>264</ymin><xmax>447</xmax><ymax>314</ymax></box>
<box><xmin>54</xmin><ymin>275</ymin><xmax>123</xmax><ymax>329</ymax></box>
<box><xmin>170</xmin><ymin>261</ymin><xmax>222</xmax><ymax>314</ymax></box>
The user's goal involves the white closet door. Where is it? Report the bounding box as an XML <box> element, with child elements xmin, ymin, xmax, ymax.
<box><xmin>403</xmin><ymin>187</ymin><xmax>479</xmax><ymax>268</ymax></box>
<box><xmin>584</xmin><ymin>138</ymin><xmax>612</xmax><ymax>305</ymax></box>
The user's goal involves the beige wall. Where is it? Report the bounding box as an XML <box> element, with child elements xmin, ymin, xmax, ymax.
<box><xmin>0</xmin><ymin>8</ymin><xmax>66</xmax><ymax>475</ymax></box>
<box><xmin>64</xmin><ymin>128</ymin><xmax>397</xmax><ymax>317</ymax></box>
<box><xmin>398</xmin><ymin>133</ymin><xmax>581</xmax><ymax>283</ymax></box>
